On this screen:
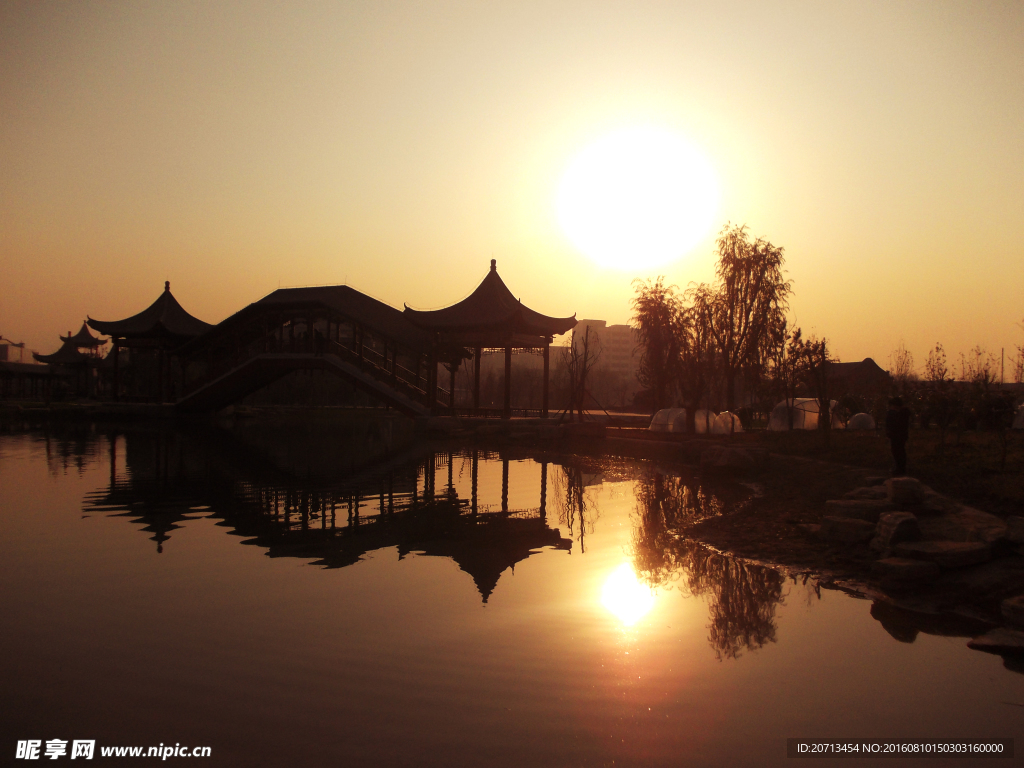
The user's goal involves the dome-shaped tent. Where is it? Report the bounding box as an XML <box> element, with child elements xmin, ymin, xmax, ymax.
<box><xmin>847</xmin><ymin>412</ymin><xmax>876</xmax><ymax>431</ymax></box>
<box><xmin>649</xmin><ymin>408</ymin><xmax>687</xmax><ymax>433</ymax></box>
<box><xmin>693</xmin><ymin>409</ymin><xmax>716</xmax><ymax>435</ymax></box>
<box><xmin>712</xmin><ymin>411</ymin><xmax>743</xmax><ymax>435</ymax></box>
<box><xmin>768</xmin><ymin>398</ymin><xmax>843</xmax><ymax>431</ymax></box>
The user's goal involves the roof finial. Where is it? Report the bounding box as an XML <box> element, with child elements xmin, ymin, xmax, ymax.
<box><xmin>164</xmin><ymin>280</ymin><xmax>170</xmax><ymax>292</ymax></box>
<box><xmin>490</xmin><ymin>259</ymin><xmax>496</xmax><ymax>272</ymax></box>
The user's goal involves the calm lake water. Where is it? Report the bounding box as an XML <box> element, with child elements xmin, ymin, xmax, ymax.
<box><xmin>2</xmin><ymin>419</ymin><xmax>1022</xmax><ymax>766</ymax></box>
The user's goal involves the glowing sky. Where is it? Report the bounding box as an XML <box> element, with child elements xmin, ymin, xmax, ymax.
<box><xmin>2</xmin><ymin>1</ymin><xmax>1022</xmax><ymax>369</ymax></box>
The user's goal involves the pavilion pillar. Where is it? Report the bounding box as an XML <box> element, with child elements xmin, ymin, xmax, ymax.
<box><xmin>112</xmin><ymin>339</ymin><xmax>120</xmax><ymax>402</ymax></box>
<box><xmin>502</xmin><ymin>345</ymin><xmax>512</xmax><ymax>420</ymax></box>
<box><xmin>540</xmin><ymin>461</ymin><xmax>548</xmax><ymax>520</ymax></box>
<box><xmin>471</xmin><ymin>449</ymin><xmax>478</xmax><ymax>516</ymax></box>
<box><xmin>473</xmin><ymin>347</ymin><xmax>481</xmax><ymax>414</ymax></box>
<box><xmin>158</xmin><ymin>348</ymin><xmax>166</xmax><ymax>403</ymax></box>
<box><xmin>542</xmin><ymin>342</ymin><xmax>550</xmax><ymax>418</ymax></box>
<box><xmin>448</xmin><ymin>362</ymin><xmax>456</xmax><ymax>409</ymax></box>
<box><xmin>501</xmin><ymin>458</ymin><xmax>509</xmax><ymax>513</ymax></box>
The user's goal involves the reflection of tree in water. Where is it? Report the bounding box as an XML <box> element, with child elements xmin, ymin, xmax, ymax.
<box><xmin>632</xmin><ymin>469</ymin><xmax>789</xmax><ymax>660</ymax></box>
<box><xmin>552</xmin><ymin>462</ymin><xmax>599</xmax><ymax>552</ymax></box>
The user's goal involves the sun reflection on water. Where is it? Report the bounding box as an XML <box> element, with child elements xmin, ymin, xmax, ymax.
<box><xmin>601</xmin><ymin>563</ymin><xmax>655</xmax><ymax>626</ymax></box>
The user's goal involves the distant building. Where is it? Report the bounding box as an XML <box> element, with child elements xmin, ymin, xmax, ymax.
<box><xmin>571</xmin><ymin>319</ymin><xmax>641</xmax><ymax>408</ymax></box>
<box><xmin>827</xmin><ymin>358</ymin><xmax>891</xmax><ymax>397</ymax></box>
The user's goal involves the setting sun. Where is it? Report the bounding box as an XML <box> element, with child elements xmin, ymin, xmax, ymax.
<box><xmin>556</xmin><ymin>127</ymin><xmax>719</xmax><ymax>271</ymax></box>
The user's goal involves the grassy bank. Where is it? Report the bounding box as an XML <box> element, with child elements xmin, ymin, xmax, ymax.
<box><xmin>752</xmin><ymin>428</ymin><xmax>1024</xmax><ymax>517</ymax></box>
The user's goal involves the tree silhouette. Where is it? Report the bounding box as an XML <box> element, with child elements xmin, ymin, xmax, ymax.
<box><xmin>631</xmin><ymin>469</ymin><xmax>786</xmax><ymax>659</ymax></box>
<box><xmin>708</xmin><ymin>223</ymin><xmax>792</xmax><ymax>411</ymax></box>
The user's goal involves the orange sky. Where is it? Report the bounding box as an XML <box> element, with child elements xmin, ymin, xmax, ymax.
<box><xmin>2</xmin><ymin>1</ymin><xmax>1022</xmax><ymax>373</ymax></box>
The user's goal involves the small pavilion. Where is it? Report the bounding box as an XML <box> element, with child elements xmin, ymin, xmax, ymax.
<box><xmin>33</xmin><ymin>338</ymin><xmax>91</xmax><ymax>398</ymax></box>
<box><xmin>61</xmin><ymin>322</ymin><xmax>108</xmax><ymax>357</ymax></box>
<box><xmin>88</xmin><ymin>282</ymin><xmax>212</xmax><ymax>402</ymax></box>
<box><xmin>403</xmin><ymin>260</ymin><xmax>576</xmax><ymax>418</ymax></box>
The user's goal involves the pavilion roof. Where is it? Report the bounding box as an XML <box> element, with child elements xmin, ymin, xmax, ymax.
<box><xmin>61</xmin><ymin>322</ymin><xmax>107</xmax><ymax>348</ymax></box>
<box><xmin>181</xmin><ymin>285</ymin><xmax>437</xmax><ymax>355</ymax></box>
<box><xmin>88</xmin><ymin>282</ymin><xmax>212</xmax><ymax>341</ymax></box>
<box><xmin>33</xmin><ymin>339</ymin><xmax>89</xmax><ymax>365</ymax></box>
<box><xmin>402</xmin><ymin>260</ymin><xmax>576</xmax><ymax>341</ymax></box>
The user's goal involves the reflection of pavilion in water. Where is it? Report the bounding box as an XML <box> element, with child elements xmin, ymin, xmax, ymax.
<box><xmin>82</xmin><ymin>427</ymin><xmax>571</xmax><ymax>602</ymax></box>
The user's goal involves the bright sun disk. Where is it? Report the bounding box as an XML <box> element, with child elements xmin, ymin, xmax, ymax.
<box><xmin>557</xmin><ymin>127</ymin><xmax>719</xmax><ymax>271</ymax></box>
<box><xmin>601</xmin><ymin>563</ymin><xmax>656</xmax><ymax>626</ymax></box>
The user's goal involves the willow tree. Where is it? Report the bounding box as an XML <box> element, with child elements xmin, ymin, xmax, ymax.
<box><xmin>631</xmin><ymin>277</ymin><xmax>684</xmax><ymax>412</ymax></box>
<box><xmin>708</xmin><ymin>223</ymin><xmax>792</xmax><ymax>411</ymax></box>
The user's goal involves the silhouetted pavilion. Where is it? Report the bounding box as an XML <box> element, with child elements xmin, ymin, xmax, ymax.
<box><xmin>88</xmin><ymin>281</ymin><xmax>212</xmax><ymax>402</ymax></box>
<box><xmin>404</xmin><ymin>259</ymin><xmax>576</xmax><ymax>418</ymax></box>
<box><xmin>60</xmin><ymin>322</ymin><xmax>108</xmax><ymax>357</ymax></box>
<box><xmin>33</xmin><ymin>340</ymin><xmax>89</xmax><ymax>366</ymax></box>
<box><xmin>33</xmin><ymin>338</ymin><xmax>90</xmax><ymax>398</ymax></box>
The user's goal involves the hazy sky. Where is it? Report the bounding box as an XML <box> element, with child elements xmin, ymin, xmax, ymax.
<box><xmin>3</xmin><ymin>0</ymin><xmax>1022</xmax><ymax>372</ymax></box>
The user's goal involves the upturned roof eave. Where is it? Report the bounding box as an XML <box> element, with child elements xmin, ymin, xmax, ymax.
<box><xmin>402</xmin><ymin>262</ymin><xmax>576</xmax><ymax>338</ymax></box>
<box><xmin>87</xmin><ymin>283</ymin><xmax>211</xmax><ymax>340</ymax></box>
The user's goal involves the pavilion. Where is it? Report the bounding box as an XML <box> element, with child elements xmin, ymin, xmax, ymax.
<box><xmin>403</xmin><ymin>259</ymin><xmax>576</xmax><ymax>418</ymax></box>
<box><xmin>61</xmin><ymin>322</ymin><xmax>108</xmax><ymax>357</ymax></box>
<box><xmin>88</xmin><ymin>282</ymin><xmax>212</xmax><ymax>402</ymax></box>
<box><xmin>33</xmin><ymin>338</ymin><xmax>91</xmax><ymax>398</ymax></box>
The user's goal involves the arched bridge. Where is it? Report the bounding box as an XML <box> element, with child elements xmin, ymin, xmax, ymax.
<box><xmin>176</xmin><ymin>286</ymin><xmax>458</xmax><ymax>416</ymax></box>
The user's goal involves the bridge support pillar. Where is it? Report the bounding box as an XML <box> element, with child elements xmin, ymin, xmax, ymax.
<box><xmin>542</xmin><ymin>342</ymin><xmax>550</xmax><ymax>418</ymax></box>
<box><xmin>473</xmin><ymin>347</ymin><xmax>481</xmax><ymax>414</ymax></box>
<box><xmin>502</xmin><ymin>346</ymin><xmax>512</xmax><ymax>420</ymax></box>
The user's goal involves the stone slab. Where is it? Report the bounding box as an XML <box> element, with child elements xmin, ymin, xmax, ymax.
<box><xmin>844</xmin><ymin>485</ymin><xmax>889</xmax><ymax>501</ymax></box>
<box><xmin>1006</xmin><ymin>516</ymin><xmax>1024</xmax><ymax>545</ymax></box>
<box><xmin>1002</xmin><ymin>595</ymin><xmax>1024</xmax><ymax>629</ymax></box>
<box><xmin>886</xmin><ymin>476</ymin><xmax>924</xmax><ymax>506</ymax></box>
<box><xmin>917</xmin><ymin>506</ymin><xmax>1008</xmax><ymax>545</ymax></box>
<box><xmin>967</xmin><ymin>627</ymin><xmax>1024</xmax><ymax>654</ymax></box>
<box><xmin>825</xmin><ymin>498</ymin><xmax>895</xmax><ymax>523</ymax></box>
<box><xmin>894</xmin><ymin>540</ymin><xmax>992</xmax><ymax>569</ymax></box>
<box><xmin>870</xmin><ymin>512</ymin><xmax>920</xmax><ymax>554</ymax></box>
<box><xmin>919</xmin><ymin>487</ymin><xmax>960</xmax><ymax>515</ymax></box>
<box><xmin>821</xmin><ymin>516</ymin><xmax>876</xmax><ymax>544</ymax></box>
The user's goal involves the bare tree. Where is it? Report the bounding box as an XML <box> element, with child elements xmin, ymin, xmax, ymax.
<box><xmin>923</xmin><ymin>343</ymin><xmax>949</xmax><ymax>384</ymax></box>
<box><xmin>562</xmin><ymin>326</ymin><xmax>601</xmax><ymax>422</ymax></box>
<box><xmin>959</xmin><ymin>346</ymin><xmax>997</xmax><ymax>386</ymax></box>
<box><xmin>888</xmin><ymin>340</ymin><xmax>916</xmax><ymax>393</ymax></box>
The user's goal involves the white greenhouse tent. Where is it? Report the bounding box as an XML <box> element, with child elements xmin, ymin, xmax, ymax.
<box><xmin>648</xmin><ymin>408</ymin><xmax>717</xmax><ymax>434</ymax></box>
<box><xmin>768</xmin><ymin>398</ymin><xmax>844</xmax><ymax>431</ymax></box>
<box><xmin>847</xmin><ymin>412</ymin><xmax>876</xmax><ymax>431</ymax></box>
<box><xmin>649</xmin><ymin>408</ymin><xmax>687</xmax><ymax>432</ymax></box>
<box><xmin>693</xmin><ymin>409</ymin><xmax>716</xmax><ymax>434</ymax></box>
<box><xmin>712</xmin><ymin>411</ymin><xmax>743</xmax><ymax>435</ymax></box>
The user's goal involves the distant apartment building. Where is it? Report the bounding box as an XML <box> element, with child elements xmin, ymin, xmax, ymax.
<box><xmin>571</xmin><ymin>319</ymin><xmax>641</xmax><ymax>408</ymax></box>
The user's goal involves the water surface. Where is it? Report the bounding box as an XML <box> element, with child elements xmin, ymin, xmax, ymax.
<box><xmin>2</xmin><ymin>421</ymin><xmax>1022</xmax><ymax>766</ymax></box>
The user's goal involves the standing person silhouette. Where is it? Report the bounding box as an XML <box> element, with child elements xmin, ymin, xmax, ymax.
<box><xmin>886</xmin><ymin>396</ymin><xmax>911</xmax><ymax>476</ymax></box>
